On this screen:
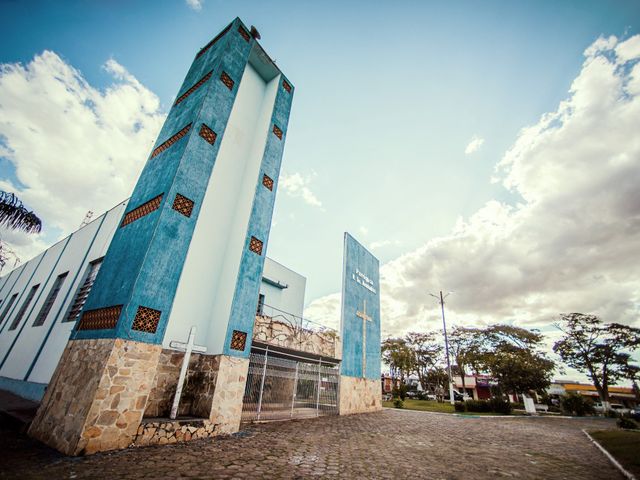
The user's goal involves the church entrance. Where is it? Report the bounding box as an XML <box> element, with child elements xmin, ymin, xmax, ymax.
<box><xmin>241</xmin><ymin>347</ymin><xmax>340</xmax><ymax>423</ymax></box>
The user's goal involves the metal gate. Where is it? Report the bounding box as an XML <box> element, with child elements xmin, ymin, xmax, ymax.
<box><xmin>241</xmin><ymin>349</ymin><xmax>340</xmax><ymax>422</ymax></box>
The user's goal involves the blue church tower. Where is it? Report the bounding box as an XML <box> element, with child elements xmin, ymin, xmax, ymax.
<box><xmin>29</xmin><ymin>18</ymin><xmax>294</xmax><ymax>455</ymax></box>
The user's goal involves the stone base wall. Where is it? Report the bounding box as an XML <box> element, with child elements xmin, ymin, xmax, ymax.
<box><xmin>28</xmin><ymin>338</ymin><xmax>161</xmax><ymax>456</ymax></box>
<box><xmin>339</xmin><ymin>376</ymin><xmax>381</xmax><ymax>415</ymax></box>
<box><xmin>133</xmin><ymin>418</ymin><xmax>219</xmax><ymax>447</ymax></box>
<box><xmin>145</xmin><ymin>349</ymin><xmax>220</xmax><ymax>419</ymax></box>
<box><xmin>145</xmin><ymin>353</ymin><xmax>248</xmax><ymax>436</ymax></box>
<box><xmin>209</xmin><ymin>355</ymin><xmax>249</xmax><ymax>434</ymax></box>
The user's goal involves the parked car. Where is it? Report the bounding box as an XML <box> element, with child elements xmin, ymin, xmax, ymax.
<box><xmin>594</xmin><ymin>403</ymin><xmax>631</xmax><ymax>415</ymax></box>
<box><xmin>630</xmin><ymin>407</ymin><xmax>640</xmax><ymax>420</ymax></box>
<box><xmin>611</xmin><ymin>404</ymin><xmax>631</xmax><ymax>415</ymax></box>
<box><xmin>452</xmin><ymin>391</ymin><xmax>471</xmax><ymax>402</ymax></box>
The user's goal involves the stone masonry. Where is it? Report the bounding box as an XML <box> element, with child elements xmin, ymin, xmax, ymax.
<box><xmin>29</xmin><ymin>338</ymin><xmax>161</xmax><ymax>455</ymax></box>
<box><xmin>145</xmin><ymin>349</ymin><xmax>220</xmax><ymax>419</ymax></box>
<box><xmin>208</xmin><ymin>355</ymin><xmax>249</xmax><ymax>434</ymax></box>
<box><xmin>339</xmin><ymin>376</ymin><xmax>381</xmax><ymax>415</ymax></box>
<box><xmin>133</xmin><ymin>418</ymin><xmax>220</xmax><ymax>447</ymax></box>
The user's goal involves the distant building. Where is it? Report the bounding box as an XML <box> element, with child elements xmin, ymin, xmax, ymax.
<box><xmin>452</xmin><ymin>375</ymin><xmax>493</xmax><ymax>400</ymax></box>
<box><xmin>547</xmin><ymin>381</ymin><xmax>637</xmax><ymax>407</ymax></box>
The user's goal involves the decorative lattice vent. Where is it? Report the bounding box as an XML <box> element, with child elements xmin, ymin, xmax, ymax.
<box><xmin>174</xmin><ymin>71</ymin><xmax>213</xmax><ymax>106</ymax></box>
<box><xmin>262</xmin><ymin>174</ymin><xmax>274</xmax><ymax>191</ymax></box>
<box><xmin>220</xmin><ymin>71</ymin><xmax>234</xmax><ymax>90</ymax></box>
<box><xmin>131</xmin><ymin>306</ymin><xmax>161</xmax><ymax>334</ymax></box>
<box><xmin>199</xmin><ymin>124</ymin><xmax>217</xmax><ymax>145</ymax></box>
<box><xmin>273</xmin><ymin>124</ymin><xmax>283</xmax><ymax>140</ymax></box>
<box><xmin>151</xmin><ymin>124</ymin><xmax>192</xmax><ymax>158</ymax></box>
<box><xmin>172</xmin><ymin>194</ymin><xmax>194</xmax><ymax>218</ymax></box>
<box><xmin>121</xmin><ymin>194</ymin><xmax>163</xmax><ymax>227</ymax></box>
<box><xmin>230</xmin><ymin>330</ymin><xmax>247</xmax><ymax>351</ymax></box>
<box><xmin>249</xmin><ymin>236</ymin><xmax>263</xmax><ymax>255</ymax></box>
<box><xmin>77</xmin><ymin>305</ymin><xmax>122</xmax><ymax>331</ymax></box>
<box><xmin>238</xmin><ymin>26</ymin><xmax>250</xmax><ymax>42</ymax></box>
<box><xmin>283</xmin><ymin>79</ymin><xmax>292</xmax><ymax>93</ymax></box>
<box><xmin>196</xmin><ymin>23</ymin><xmax>231</xmax><ymax>59</ymax></box>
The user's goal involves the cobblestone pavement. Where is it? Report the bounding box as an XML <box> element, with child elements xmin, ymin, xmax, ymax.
<box><xmin>0</xmin><ymin>409</ymin><xmax>622</xmax><ymax>479</ymax></box>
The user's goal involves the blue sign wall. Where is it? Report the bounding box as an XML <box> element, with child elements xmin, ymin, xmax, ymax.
<box><xmin>340</xmin><ymin>233</ymin><xmax>381</xmax><ymax>380</ymax></box>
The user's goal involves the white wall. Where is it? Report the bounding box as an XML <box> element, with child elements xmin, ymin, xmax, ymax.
<box><xmin>164</xmin><ymin>62</ymin><xmax>279</xmax><ymax>353</ymax></box>
<box><xmin>260</xmin><ymin>258</ymin><xmax>306</xmax><ymax>319</ymax></box>
<box><xmin>0</xmin><ymin>201</ymin><xmax>127</xmax><ymax>383</ymax></box>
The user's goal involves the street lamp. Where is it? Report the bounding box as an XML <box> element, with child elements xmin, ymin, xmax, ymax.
<box><xmin>429</xmin><ymin>291</ymin><xmax>456</xmax><ymax>405</ymax></box>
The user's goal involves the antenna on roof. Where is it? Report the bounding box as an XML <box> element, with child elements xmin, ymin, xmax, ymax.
<box><xmin>250</xmin><ymin>26</ymin><xmax>261</xmax><ymax>40</ymax></box>
<box><xmin>80</xmin><ymin>211</ymin><xmax>94</xmax><ymax>228</ymax></box>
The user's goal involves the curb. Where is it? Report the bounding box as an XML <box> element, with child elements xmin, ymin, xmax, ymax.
<box><xmin>582</xmin><ymin>429</ymin><xmax>636</xmax><ymax>480</ymax></box>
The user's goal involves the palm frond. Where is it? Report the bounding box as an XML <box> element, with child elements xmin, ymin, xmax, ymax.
<box><xmin>0</xmin><ymin>191</ymin><xmax>42</xmax><ymax>234</ymax></box>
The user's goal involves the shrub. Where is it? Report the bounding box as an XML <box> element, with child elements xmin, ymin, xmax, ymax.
<box><xmin>488</xmin><ymin>397</ymin><xmax>513</xmax><ymax>414</ymax></box>
<box><xmin>454</xmin><ymin>401</ymin><xmax>466</xmax><ymax>412</ymax></box>
<box><xmin>560</xmin><ymin>393</ymin><xmax>595</xmax><ymax>416</ymax></box>
<box><xmin>392</xmin><ymin>384</ymin><xmax>408</xmax><ymax>401</ymax></box>
<box><xmin>617</xmin><ymin>417</ymin><xmax>638</xmax><ymax>430</ymax></box>
<box><xmin>465</xmin><ymin>399</ymin><xmax>491</xmax><ymax>412</ymax></box>
<box><xmin>511</xmin><ymin>402</ymin><xmax>525</xmax><ymax>410</ymax></box>
<box><xmin>393</xmin><ymin>398</ymin><xmax>404</xmax><ymax>409</ymax></box>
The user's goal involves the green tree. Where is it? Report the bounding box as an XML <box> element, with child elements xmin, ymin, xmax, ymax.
<box><xmin>553</xmin><ymin>313</ymin><xmax>640</xmax><ymax>407</ymax></box>
<box><xmin>425</xmin><ymin>367</ymin><xmax>449</xmax><ymax>402</ymax></box>
<box><xmin>404</xmin><ymin>331</ymin><xmax>442</xmax><ymax>393</ymax></box>
<box><xmin>480</xmin><ymin>324</ymin><xmax>555</xmax><ymax>396</ymax></box>
<box><xmin>448</xmin><ymin>326</ymin><xmax>484</xmax><ymax>395</ymax></box>
<box><xmin>381</xmin><ymin>337</ymin><xmax>415</xmax><ymax>388</ymax></box>
<box><xmin>0</xmin><ymin>191</ymin><xmax>42</xmax><ymax>271</ymax></box>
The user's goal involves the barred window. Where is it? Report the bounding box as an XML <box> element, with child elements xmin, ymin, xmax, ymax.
<box><xmin>8</xmin><ymin>284</ymin><xmax>40</xmax><ymax>330</ymax></box>
<box><xmin>0</xmin><ymin>293</ymin><xmax>18</xmax><ymax>328</ymax></box>
<box><xmin>64</xmin><ymin>259</ymin><xmax>103</xmax><ymax>323</ymax></box>
<box><xmin>33</xmin><ymin>272</ymin><xmax>68</xmax><ymax>327</ymax></box>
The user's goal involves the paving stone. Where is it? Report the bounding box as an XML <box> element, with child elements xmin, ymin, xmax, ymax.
<box><xmin>0</xmin><ymin>410</ymin><xmax>624</xmax><ymax>479</ymax></box>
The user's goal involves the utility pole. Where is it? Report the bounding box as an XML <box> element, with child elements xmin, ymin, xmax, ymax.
<box><xmin>429</xmin><ymin>291</ymin><xmax>456</xmax><ymax>405</ymax></box>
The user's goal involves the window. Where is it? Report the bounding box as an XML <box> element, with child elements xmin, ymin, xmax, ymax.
<box><xmin>256</xmin><ymin>293</ymin><xmax>265</xmax><ymax>316</ymax></box>
<box><xmin>0</xmin><ymin>293</ymin><xmax>18</xmax><ymax>327</ymax></box>
<box><xmin>8</xmin><ymin>284</ymin><xmax>40</xmax><ymax>330</ymax></box>
<box><xmin>64</xmin><ymin>259</ymin><xmax>103</xmax><ymax>323</ymax></box>
<box><xmin>33</xmin><ymin>272</ymin><xmax>68</xmax><ymax>327</ymax></box>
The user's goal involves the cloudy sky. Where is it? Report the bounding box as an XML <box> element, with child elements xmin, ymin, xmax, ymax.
<box><xmin>1</xmin><ymin>1</ymin><xmax>639</xmax><ymax>374</ymax></box>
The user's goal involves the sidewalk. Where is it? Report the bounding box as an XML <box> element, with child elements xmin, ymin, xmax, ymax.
<box><xmin>0</xmin><ymin>388</ymin><xmax>39</xmax><ymax>428</ymax></box>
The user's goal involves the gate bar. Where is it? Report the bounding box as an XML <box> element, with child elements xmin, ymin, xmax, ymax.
<box><xmin>316</xmin><ymin>358</ymin><xmax>322</xmax><ymax>417</ymax></box>
<box><xmin>256</xmin><ymin>346</ymin><xmax>269</xmax><ymax>421</ymax></box>
<box><xmin>290</xmin><ymin>362</ymin><xmax>299</xmax><ymax>418</ymax></box>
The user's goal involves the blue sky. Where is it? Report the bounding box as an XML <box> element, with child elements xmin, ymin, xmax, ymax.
<box><xmin>1</xmin><ymin>1</ymin><xmax>639</xmax><ymax>351</ymax></box>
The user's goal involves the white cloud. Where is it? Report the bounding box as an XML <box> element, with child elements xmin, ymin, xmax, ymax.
<box><xmin>370</xmin><ymin>239</ymin><xmax>400</xmax><ymax>250</ymax></box>
<box><xmin>305</xmin><ymin>292</ymin><xmax>341</xmax><ymax>331</ymax></box>
<box><xmin>359</xmin><ymin>226</ymin><xmax>369</xmax><ymax>236</ymax></box>
<box><xmin>185</xmin><ymin>0</ymin><xmax>203</xmax><ymax>11</ymax></box>
<box><xmin>306</xmin><ymin>34</ymin><xmax>640</xmax><ymax>348</ymax></box>
<box><xmin>464</xmin><ymin>134</ymin><xmax>485</xmax><ymax>155</ymax></box>
<box><xmin>0</xmin><ymin>51</ymin><xmax>165</xmax><ymax>263</ymax></box>
<box><xmin>279</xmin><ymin>171</ymin><xmax>323</xmax><ymax>208</ymax></box>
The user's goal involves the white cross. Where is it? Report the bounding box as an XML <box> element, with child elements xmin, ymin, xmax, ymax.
<box><xmin>356</xmin><ymin>300</ymin><xmax>372</xmax><ymax>378</ymax></box>
<box><xmin>168</xmin><ymin>326</ymin><xmax>207</xmax><ymax>420</ymax></box>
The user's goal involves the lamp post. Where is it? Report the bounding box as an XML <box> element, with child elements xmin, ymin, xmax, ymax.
<box><xmin>429</xmin><ymin>291</ymin><xmax>455</xmax><ymax>405</ymax></box>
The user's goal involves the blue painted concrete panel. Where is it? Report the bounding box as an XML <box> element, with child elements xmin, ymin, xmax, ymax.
<box><xmin>340</xmin><ymin>233</ymin><xmax>381</xmax><ymax>380</ymax></box>
<box><xmin>223</xmin><ymin>77</ymin><xmax>294</xmax><ymax>358</ymax></box>
<box><xmin>0</xmin><ymin>375</ymin><xmax>46</xmax><ymax>402</ymax></box>
<box><xmin>74</xmin><ymin>18</ymin><xmax>257</xmax><ymax>345</ymax></box>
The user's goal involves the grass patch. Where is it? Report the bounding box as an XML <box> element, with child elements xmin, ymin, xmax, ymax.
<box><xmin>383</xmin><ymin>399</ymin><xmax>455</xmax><ymax>413</ymax></box>
<box><xmin>382</xmin><ymin>399</ymin><xmax>516</xmax><ymax>415</ymax></box>
<box><xmin>589</xmin><ymin>429</ymin><xmax>640</xmax><ymax>477</ymax></box>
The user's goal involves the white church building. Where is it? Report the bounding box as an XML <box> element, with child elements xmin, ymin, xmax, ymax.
<box><xmin>0</xmin><ymin>18</ymin><xmax>381</xmax><ymax>456</ymax></box>
<box><xmin>0</xmin><ymin>198</ymin><xmax>306</xmax><ymax>401</ymax></box>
